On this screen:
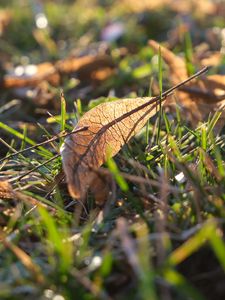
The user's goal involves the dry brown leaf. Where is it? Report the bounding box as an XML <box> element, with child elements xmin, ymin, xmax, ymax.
<box><xmin>149</xmin><ymin>40</ymin><xmax>225</xmax><ymax>127</ymax></box>
<box><xmin>2</xmin><ymin>62</ymin><xmax>59</xmax><ymax>88</ymax></box>
<box><xmin>60</xmin><ymin>68</ymin><xmax>207</xmax><ymax>201</ymax></box>
<box><xmin>56</xmin><ymin>54</ymin><xmax>114</xmax><ymax>80</ymax></box>
<box><xmin>1</xmin><ymin>54</ymin><xmax>114</xmax><ymax>89</ymax></box>
<box><xmin>60</xmin><ymin>96</ymin><xmax>165</xmax><ymax>200</ymax></box>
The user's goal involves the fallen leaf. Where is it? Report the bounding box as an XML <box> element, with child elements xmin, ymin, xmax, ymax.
<box><xmin>149</xmin><ymin>40</ymin><xmax>225</xmax><ymax>128</ymax></box>
<box><xmin>60</xmin><ymin>67</ymin><xmax>207</xmax><ymax>201</ymax></box>
<box><xmin>2</xmin><ymin>62</ymin><xmax>59</xmax><ymax>88</ymax></box>
<box><xmin>60</xmin><ymin>96</ymin><xmax>163</xmax><ymax>199</ymax></box>
<box><xmin>1</xmin><ymin>54</ymin><xmax>114</xmax><ymax>89</ymax></box>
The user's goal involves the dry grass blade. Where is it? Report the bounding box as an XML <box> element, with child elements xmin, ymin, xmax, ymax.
<box><xmin>61</xmin><ymin>67</ymin><xmax>208</xmax><ymax>201</ymax></box>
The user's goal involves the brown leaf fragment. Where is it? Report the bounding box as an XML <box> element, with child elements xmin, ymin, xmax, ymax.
<box><xmin>0</xmin><ymin>180</ymin><xmax>15</xmax><ymax>199</ymax></box>
<box><xmin>149</xmin><ymin>40</ymin><xmax>225</xmax><ymax>128</ymax></box>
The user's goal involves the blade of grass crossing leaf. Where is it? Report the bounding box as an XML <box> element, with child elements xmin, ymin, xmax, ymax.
<box><xmin>146</xmin><ymin>120</ymin><xmax>150</xmax><ymax>144</ymax></box>
<box><xmin>146</xmin><ymin>77</ymin><xmax>154</xmax><ymax>144</ymax></box>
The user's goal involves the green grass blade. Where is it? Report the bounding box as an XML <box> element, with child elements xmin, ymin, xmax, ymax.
<box><xmin>38</xmin><ymin>206</ymin><xmax>73</xmax><ymax>273</ymax></box>
<box><xmin>0</xmin><ymin>121</ymin><xmax>52</xmax><ymax>156</ymax></box>
<box><xmin>60</xmin><ymin>91</ymin><xmax>66</xmax><ymax>132</ymax></box>
<box><xmin>184</xmin><ymin>31</ymin><xmax>195</xmax><ymax>75</ymax></box>
<box><xmin>163</xmin><ymin>269</ymin><xmax>205</xmax><ymax>300</ymax></box>
<box><xmin>107</xmin><ymin>157</ymin><xmax>129</xmax><ymax>192</ymax></box>
<box><xmin>167</xmin><ymin>221</ymin><xmax>215</xmax><ymax>266</ymax></box>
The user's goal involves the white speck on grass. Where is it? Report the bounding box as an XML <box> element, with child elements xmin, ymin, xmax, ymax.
<box><xmin>175</xmin><ymin>172</ymin><xmax>185</xmax><ymax>183</ymax></box>
<box><xmin>88</xmin><ymin>255</ymin><xmax>102</xmax><ymax>271</ymax></box>
<box><xmin>36</xmin><ymin>13</ymin><xmax>48</xmax><ymax>29</ymax></box>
